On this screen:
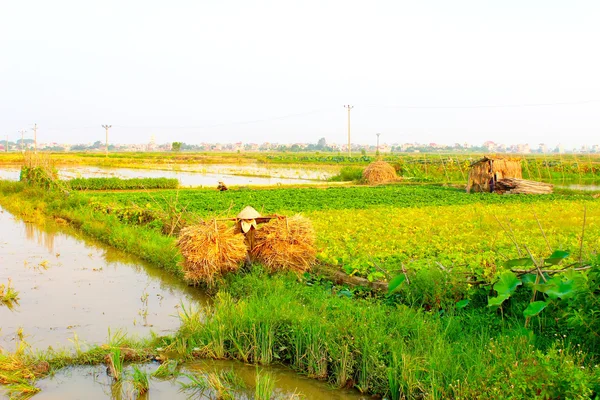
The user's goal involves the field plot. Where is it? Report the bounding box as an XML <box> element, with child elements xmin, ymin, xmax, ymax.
<box><xmin>84</xmin><ymin>185</ymin><xmax>599</xmax><ymax>280</ymax></box>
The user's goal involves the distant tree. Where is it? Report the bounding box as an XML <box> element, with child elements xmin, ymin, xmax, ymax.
<box><xmin>361</xmin><ymin>148</ymin><xmax>367</xmax><ymax>157</ymax></box>
<box><xmin>290</xmin><ymin>144</ymin><xmax>302</xmax><ymax>152</ymax></box>
<box><xmin>317</xmin><ymin>137</ymin><xmax>327</xmax><ymax>150</ymax></box>
<box><xmin>172</xmin><ymin>142</ymin><xmax>182</xmax><ymax>152</ymax></box>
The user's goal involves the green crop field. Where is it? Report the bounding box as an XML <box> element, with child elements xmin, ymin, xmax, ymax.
<box><xmin>1</xmin><ymin>173</ymin><xmax>600</xmax><ymax>399</ymax></box>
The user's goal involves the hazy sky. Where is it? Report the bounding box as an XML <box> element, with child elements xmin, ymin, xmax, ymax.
<box><xmin>1</xmin><ymin>1</ymin><xmax>599</xmax><ymax>148</ymax></box>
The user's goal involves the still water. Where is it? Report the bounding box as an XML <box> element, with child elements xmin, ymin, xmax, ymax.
<box><xmin>0</xmin><ymin>164</ymin><xmax>335</xmax><ymax>187</ymax></box>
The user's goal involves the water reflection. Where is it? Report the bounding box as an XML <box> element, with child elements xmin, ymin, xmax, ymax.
<box><xmin>0</xmin><ymin>208</ymin><xmax>206</xmax><ymax>351</ymax></box>
<box><xmin>25</xmin><ymin>222</ymin><xmax>56</xmax><ymax>253</ymax></box>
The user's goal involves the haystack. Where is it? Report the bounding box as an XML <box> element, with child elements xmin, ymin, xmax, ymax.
<box><xmin>251</xmin><ymin>215</ymin><xmax>316</xmax><ymax>273</ymax></box>
<box><xmin>177</xmin><ymin>220</ymin><xmax>248</xmax><ymax>285</ymax></box>
<box><xmin>363</xmin><ymin>161</ymin><xmax>397</xmax><ymax>185</ymax></box>
<box><xmin>466</xmin><ymin>156</ymin><xmax>522</xmax><ymax>193</ymax></box>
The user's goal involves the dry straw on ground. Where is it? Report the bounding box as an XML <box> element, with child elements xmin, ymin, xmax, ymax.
<box><xmin>251</xmin><ymin>215</ymin><xmax>316</xmax><ymax>273</ymax></box>
<box><xmin>362</xmin><ymin>161</ymin><xmax>398</xmax><ymax>185</ymax></box>
<box><xmin>177</xmin><ymin>220</ymin><xmax>248</xmax><ymax>284</ymax></box>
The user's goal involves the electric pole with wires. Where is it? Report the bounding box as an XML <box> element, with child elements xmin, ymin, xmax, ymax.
<box><xmin>32</xmin><ymin>123</ymin><xmax>37</xmax><ymax>153</ymax></box>
<box><xmin>344</xmin><ymin>105</ymin><xmax>353</xmax><ymax>157</ymax></box>
<box><xmin>19</xmin><ymin>129</ymin><xmax>26</xmax><ymax>153</ymax></box>
<box><xmin>102</xmin><ymin>125</ymin><xmax>112</xmax><ymax>157</ymax></box>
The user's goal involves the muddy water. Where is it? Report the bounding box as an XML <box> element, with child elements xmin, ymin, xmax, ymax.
<box><xmin>0</xmin><ymin>208</ymin><xmax>206</xmax><ymax>351</ymax></box>
<box><xmin>35</xmin><ymin>361</ymin><xmax>367</xmax><ymax>399</ymax></box>
<box><xmin>0</xmin><ymin>164</ymin><xmax>334</xmax><ymax>186</ymax></box>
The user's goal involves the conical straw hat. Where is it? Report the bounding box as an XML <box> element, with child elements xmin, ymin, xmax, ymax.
<box><xmin>237</xmin><ymin>206</ymin><xmax>261</xmax><ymax>220</ymax></box>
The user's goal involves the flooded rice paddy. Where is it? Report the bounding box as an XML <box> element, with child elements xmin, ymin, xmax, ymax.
<box><xmin>0</xmin><ymin>207</ymin><xmax>206</xmax><ymax>351</ymax></box>
<box><xmin>0</xmin><ymin>208</ymin><xmax>365</xmax><ymax>399</ymax></box>
<box><xmin>0</xmin><ymin>164</ymin><xmax>336</xmax><ymax>187</ymax></box>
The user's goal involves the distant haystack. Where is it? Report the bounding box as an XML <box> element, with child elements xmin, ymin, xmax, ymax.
<box><xmin>362</xmin><ymin>161</ymin><xmax>397</xmax><ymax>185</ymax></box>
<box><xmin>466</xmin><ymin>156</ymin><xmax>522</xmax><ymax>193</ymax></box>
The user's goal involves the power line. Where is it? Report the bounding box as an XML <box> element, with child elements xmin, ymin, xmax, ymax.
<box><xmin>363</xmin><ymin>99</ymin><xmax>600</xmax><ymax>110</ymax></box>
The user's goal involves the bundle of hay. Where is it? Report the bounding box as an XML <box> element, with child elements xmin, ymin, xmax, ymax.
<box><xmin>177</xmin><ymin>220</ymin><xmax>248</xmax><ymax>284</ymax></box>
<box><xmin>362</xmin><ymin>161</ymin><xmax>397</xmax><ymax>185</ymax></box>
<box><xmin>251</xmin><ymin>215</ymin><xmax>316</xmax><ymax>273</ymax></box>
<box><xmin>495</xmin><ymin>178</ymin><xmax>553</xmax><ymax>194</ymax></box>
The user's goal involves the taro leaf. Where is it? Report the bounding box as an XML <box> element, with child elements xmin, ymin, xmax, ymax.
<box><xmin>388</xmin><ymin>274</ymin><xmax>406</xmax><ymax>294</ymax></box>
<box><xmin>504</xmin><ymin>258</ymin><xmax>534</xmax><ymax>268</ymax></box>
<box><xmin>523</xmin><ymin>301</ymin><xmax>548</xmax><ymax>317</ymax></box>
<box><xmin>536</xmin><ymin>276</ymin><xmax>575</xmax><ymax>300</ymax></box>
<box><xmin>493</xmin><ymin>271</ymin><xmax>522</xmax><ymax>297</ymax></box>
<box><xmin>487</xmin><ymin>294</ymin><xmax>509</xmax><ymax>307</ymax></box>
<box><xmin>545</xmin><ymin>250</ymin><xmax>570</xmax><ymax>266</ymax></box>
<box><xmin>521</xmin><ymin>273</ymin><xmax>538</xmax><ymax>286</ymax></box>
<box><xmin>456</xmin><ymin>299</ymin><xmax>470</xmax><ymax>309</ymax></box>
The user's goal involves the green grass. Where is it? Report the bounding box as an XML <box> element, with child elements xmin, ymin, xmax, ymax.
<box><xmin>166</xmin><ymin>268</ymin><xmax>600</xmax><ymax>399</ymax></box>
<box><xmin>68</xmin><ymin>177</ymin><xmax>178</xmax><ymax>190</ymax></box>
<box><xmin>130</xmin><ymin>366</ymin><xmax>149</xmax><ymax>396</ymax></box>
<box><xmin>255</xmin><ymin>369</ymin><xmax>276</xmax><ymax>400</ymax></box>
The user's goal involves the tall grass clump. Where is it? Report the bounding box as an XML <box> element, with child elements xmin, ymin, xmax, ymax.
<box><xmin>328</xmin><ymin>166</ymin><xmax>364</xmax><ymax>182</ymax></box>
<box><xmin>130</xmin><ymin>366</ymin><xmax>149</xmax><ymax>396</ymax></box>
<box><xmin>255</xmin><ymin>369</ymin><xmax>276</xmax><ymax>400</ymax></box>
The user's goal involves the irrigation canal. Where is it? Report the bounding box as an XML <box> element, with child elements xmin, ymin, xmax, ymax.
<box><xmin>0</xmin><ymin>207</ymin><xmax>366</xmax><ymax>399</ymax></box>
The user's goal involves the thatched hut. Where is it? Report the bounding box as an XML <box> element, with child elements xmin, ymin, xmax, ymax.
<box><xmin>466</xmin><ymin>156</ymin><xmax>522</xmax><ymax>193</ymax></box>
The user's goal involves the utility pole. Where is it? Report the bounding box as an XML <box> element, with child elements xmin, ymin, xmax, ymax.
<box><xmin>102</xmin><ymin>125</ymin><xmax>112</xmax><ymax>157</ymax></box>
<box><xmin>376</xmin><ymin>133</ymin><xmax>381</xmax><ymax>154</ymax></box>
<box><xmin>344</xmin><ymin>105</ymin><xmax>354</xmax><ymax>157</ymax></box>
<box><xmin>32</xmin><ymin>123</ymin><xmax>37</xmax><ymax>153</ymax></box>
<box><xmin>19</xmin><ymin>129</ymin><xmax>26</xmax><ymax>153</ymax></box>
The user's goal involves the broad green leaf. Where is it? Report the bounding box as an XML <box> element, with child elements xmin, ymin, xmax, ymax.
<box><xmin>537</xmin><ymin>276</ymin><xmax>575</xmax><ymax>300</ymax></box>
<box><xmin>545</xmin><ymin>250</ymin><xmax>570</xmax><ymax>265</ymax></box>
<box><xmin>504</xmin><ymin>258</ymin><xmax>535</xmax><ymax>268</ymax></box>
<box><xmin>388</xmin><ymin>274</ymin><xmax>406</xmax><ymax>294</ymax></box>
<box><xmin>523</xmin><ymin>301</ymin><xmax>548</xmax><ymax>317</ymax></box>
<box><xmin>456</xmin><ymin>299</ymin><xmax>470</xmax><ymax>309</ymax></box>
<box><xmin>488</xmin><ymin>294</ymin><xmax>509</xmax><ymax>307</ymax></box>
<box><xmin>493</xmin><ymin>271</ymin><xmax>522</xmax><ymax>296</ymax></box>
<box><xmin>521</xmin><ymin>273</ymin><xmax>538</xmax><ymax>286</ymax></box>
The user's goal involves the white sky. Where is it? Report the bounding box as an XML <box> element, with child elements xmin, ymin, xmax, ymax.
<box><xmin>1</xmin><ymin>0</ymin><xmax>599</xmax><ymax>148</ymax></box>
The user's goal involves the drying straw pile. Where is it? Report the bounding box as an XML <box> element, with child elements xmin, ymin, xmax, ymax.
<box><xmin>495</xmin><ymin>178</ymin><xmax>554</xmax><ymax>194</ymax></box>
<box><xmin>177</xmin><ymin>220</ymin><xmax>248</xmax><ymax>285</ymax></box>
<box><xmin>251</xmin><ymin>215</ymin><xmax>316</xmax><ymax>273</ymax></box>
<box><xmin>362</xmin><ymin>161</ymin><xmax>398</xmax><ymax>185</ymax></box>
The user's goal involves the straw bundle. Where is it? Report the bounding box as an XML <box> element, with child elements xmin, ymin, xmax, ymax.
<box><xmin>362</xmin><ymin>161</ymin><xmax>397</xmax><ymax>185</ymax></box>
<box><xmin>177</xmin><ymin>220</ymin><xmax>248</xmax><ymax>284</ymax></box>
<box><xmin>495</xmin><ymin>178</ymin><xmax>553</xmax><ymax>194</ymax></box>
<box><xmin>251</xmin><ymin>215</ymin><xmax>316</xmax><ymax>273</ymax></box>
